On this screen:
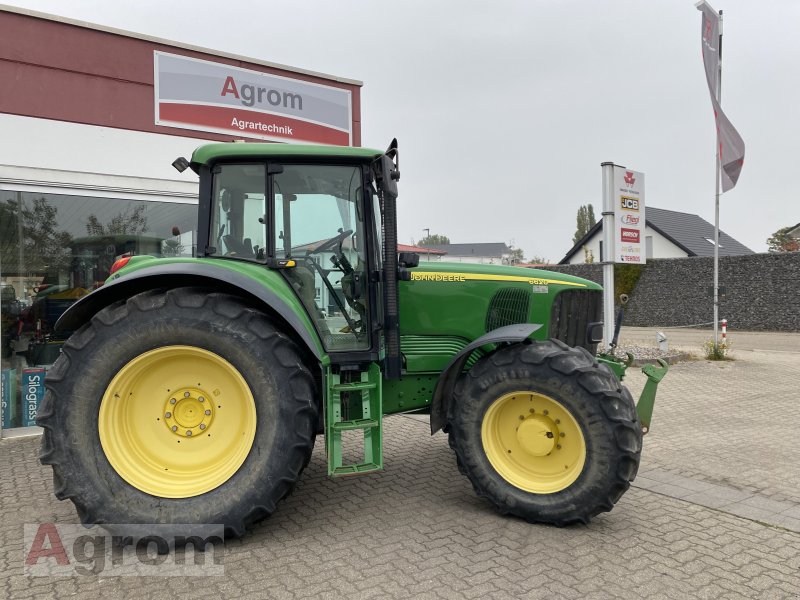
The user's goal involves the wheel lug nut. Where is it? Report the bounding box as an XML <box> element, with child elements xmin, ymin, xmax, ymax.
<box><xmin>184</xmin><ymin>392</ymin><xmax>191</xmax><ymax>398</ymax></box>
<box><xmin>560</xmin><ymin>432</ymin><xmax>565</xmax><ymax>437</ymax></box>
<box><xmin>170</xmin><ymin>398</ymin><xmax>176</xmax><ymax>404</ymax></box>
<box><xmin>543</xmin><ymin>410</ymin><xmax>549</xmax><ymax>415</ymax></box>
<box><xmin>556</xmin><ymin>444</ymin><xmax>562</xmax><ymax>450</ymax></box>
<box><xmin>199</xmin><ymin>397</ymin><xmax>205</xmax><ymax>403</ymax></box>
<box><xmin>186</xmin><ymin>430</ymin><xmax>192</xmax><ymax>436</ymax></box>
<box><xmin>205</xmin><ymin>410</ymin><xmax>211</xmax><ymax>416</ymax></box>
<box><xmin>199</xmin><ymin>424</ymin><xmax>206</xmax><ymax>430</ymax></box>
<box><xmin>555</xmin><ymin>419</ymin><xmax>560</xmax><ymax>424</ymax></box>
<box><xmin>171</xmin><ymin>425</ymin><xmax>177</xmax><ymax>432</ymax></box>
<box><xmin>519</xmin><ymin>415</ymin><xmax>525</xmax><ymax>421</ymax></box>
<box><xmin>165</xmin><ymin>412</ymin><xmax>172</xmax><ymax>418</ymax></box>
<box><xmin>529</xmin><ymin>408</ymin><xmax>535</xmax><ymax>413</ymax></box>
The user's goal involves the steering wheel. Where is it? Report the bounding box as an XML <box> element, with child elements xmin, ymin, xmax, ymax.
<box><xmin>307</xmin><ymin>229</ymin><xmax>353</xmax><ymax>256</ymax></box>
<box><xmin>305</xmin><ymin>258</ymin><xmax>361</xmax><ymax>337</ymax></box>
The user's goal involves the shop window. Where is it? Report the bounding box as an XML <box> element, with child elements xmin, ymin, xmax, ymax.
<box><xmin>1</xmin><ymin>190</ymin><xmax>197</xmax><ymax>431</ymax></box>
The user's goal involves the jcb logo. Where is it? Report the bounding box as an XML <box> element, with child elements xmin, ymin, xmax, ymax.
<box><xmin>620</xmin><ymin>196</ymin><xmax>639</xmax><ymax>211</ymax></box>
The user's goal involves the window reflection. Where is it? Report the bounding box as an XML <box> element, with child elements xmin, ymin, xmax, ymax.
<box><xmin>0</xmin><ymin>190</ymin><xmax>197</xmax><ymax>430</ymax></box>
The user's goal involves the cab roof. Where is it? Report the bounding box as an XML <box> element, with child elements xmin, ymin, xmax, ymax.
<box><xmin>190</xmin><ymin>142</ymin><xmax>383</xmax><ymax>171</ymax></box>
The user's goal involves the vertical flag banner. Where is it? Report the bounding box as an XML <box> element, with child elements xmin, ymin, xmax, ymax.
<box><xmin>697</xmin><ymin>1</ymin><xmax>745</xmax><ymax>192</ymax></box>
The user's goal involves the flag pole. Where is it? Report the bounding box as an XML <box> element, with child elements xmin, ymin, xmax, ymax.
<box><xmin>713</xmin><ymin>9</ymin><xmax>723</xmax><ymax>346</ymax></box>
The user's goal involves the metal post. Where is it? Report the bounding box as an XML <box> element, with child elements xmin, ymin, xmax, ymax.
<box><xmin>713</xmin><ymin>9</ymin><xmax>723</xmax><ymax>345</ymax></box>
<box><xmin>601</xmin><ymin>162</ymin><xmax>616</xmax><ymax>350</ymax></box>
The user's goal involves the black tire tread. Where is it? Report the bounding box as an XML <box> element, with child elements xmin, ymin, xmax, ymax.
<box><xmin>38</xmin><ymin>287</ymin><xmax>317</xmax><ymax>539</ymax></box>
<box><xmin>447</xmin><ymin>339</ymin><xmax>642</xmax><ymax>526</ymax></box>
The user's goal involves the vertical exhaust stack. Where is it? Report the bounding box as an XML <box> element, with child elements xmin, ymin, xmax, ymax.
<box><xmin>375</xmin><ymin>140</ymin><xmax>402</xmax><ymax>379</ymax></box>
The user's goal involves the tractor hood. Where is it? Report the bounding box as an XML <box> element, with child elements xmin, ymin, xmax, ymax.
<box><xmin>397</xmin><ymin>261</ymin><xmax>602</xmax><ymax>353</ymax></box>
<box><xmin>406</xmin><ymin>262</ymin><xmax>600</xmax><ymax>291</ymax></box>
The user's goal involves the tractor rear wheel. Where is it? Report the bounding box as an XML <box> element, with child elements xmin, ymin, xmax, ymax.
<box><xmin>447</xmin><ymin>339</ymin><xmax>642</xmax><ymax>525</ymax></box>
<box><xmin>37</xmin><ymin>287</ymin><xmax>317</xmax><ymax>539</ymax></box>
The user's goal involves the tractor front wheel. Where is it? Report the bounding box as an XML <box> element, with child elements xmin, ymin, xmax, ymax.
<box><xmin>447</xmin><ymin>339</ymin><xmax>642</xmax><ymax>525</ymax></box>
<box><xmin>37</xmin><ymin>288</ymin><xmax>317</xmax><ymax>539</ymax></box>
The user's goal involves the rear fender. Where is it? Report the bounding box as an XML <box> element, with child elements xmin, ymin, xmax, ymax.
<box><xmin>429</xmin><ymin>323</ymin><xmax>542</xmax><ymax>434</ymax></box>
<box><xmin>55</xmin><ymin>262</ymin><xmax>324</xmax><ymax>360</ymax></box>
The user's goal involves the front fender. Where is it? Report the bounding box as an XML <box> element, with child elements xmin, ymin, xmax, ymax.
<box><xmin>429</xmin><ymin>323</ymin><xmax>542</xmax><ymax>434</ymax></box>
<box><xmin>56</xmin><ymin>261</ymin><xmax>324</xmax><ymax>360</ymax></box>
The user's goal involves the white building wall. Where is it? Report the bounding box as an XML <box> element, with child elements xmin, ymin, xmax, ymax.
<box><xmin>440</xmin><ymin>254</ymin><xmax>510</xmax><ymax>265</ymax></box>
<box><xmin>0</xmin><ymin>114</ymin><xmax>208</xmax><ymax>188</ymax></box>
<box><xmin>645</xmin><ymin>226</ymin><xmax>689</xmax><ymax>259</ymax></box>
<box><xmin>567</xmin><ymin>235</ymin><xmax>602</xmax><ymax>265</ymax></box>
<box><xmin>566</xmin><ymin>224</ymin><xmax>688</xmax><ymax>264</ymax></box>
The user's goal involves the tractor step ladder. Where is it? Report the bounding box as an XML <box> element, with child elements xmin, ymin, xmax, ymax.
<box><xmin>325</xmin><ymin>363</ymin><xmax>383</xmax><ymax>476</ymax></box>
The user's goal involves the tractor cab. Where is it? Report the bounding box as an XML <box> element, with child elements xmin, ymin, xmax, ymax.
<box><xmin>206</xmin><ymin>161</ymin><xmax>379</xmax><ymax>353</ymax></box>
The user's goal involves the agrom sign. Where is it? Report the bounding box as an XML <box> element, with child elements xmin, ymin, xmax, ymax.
<box><xmin>154</xmin><ymin>52</ymin><xmax>352</xmax><ymax>145</ymax></box>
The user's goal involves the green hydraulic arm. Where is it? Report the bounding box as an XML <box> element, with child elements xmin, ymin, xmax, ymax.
<box><xmin>597</xmin><ymin>353</ymin><xmax>669</xmax><ymax>435</ymax></box>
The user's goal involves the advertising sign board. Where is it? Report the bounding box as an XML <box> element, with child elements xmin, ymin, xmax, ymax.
<box><xmin>1</xmin><ymin>368</ymin><xmax>17</xmax><ymax>429</ymax></box>
<box><xmin>154</xmin><ymin>52</ymin><xmax>353</xmax><ymax>145</ymax></box>
<box><xmin>613</xmin><ymin>168</ymin><xmax>646</xmax><ymax>264</ymax></box>
<box><xmin>22</xmin><ymin>368</ymin><xmax>46</xmax><ymax>427</ymax></box>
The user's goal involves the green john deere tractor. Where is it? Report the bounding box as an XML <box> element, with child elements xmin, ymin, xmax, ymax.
<box><xmin>38</xmin><ymin>140</ymin><xmax>667</xmax><ymax>538</ymax></box>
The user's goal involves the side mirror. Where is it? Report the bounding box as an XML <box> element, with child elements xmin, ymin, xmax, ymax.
<box><xmin>398</xmin><ymin>252</ymin><xmax>419</xmax><ymax>268</ymax></box>
<box><xmin>378</xmin><ymin>155</ymin><xmax>399</xmax><ymax>199</ymax></box>
<box><xmin>374</xmin><ymin>139</ymin><xmax>400</xmax><ymax>200</ymax></box>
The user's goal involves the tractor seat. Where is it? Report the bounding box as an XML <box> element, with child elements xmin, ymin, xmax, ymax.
<box><xmin>222</xmin><ymin>235</ymin><xmax>255</xmax><ymax>258</ymax></box>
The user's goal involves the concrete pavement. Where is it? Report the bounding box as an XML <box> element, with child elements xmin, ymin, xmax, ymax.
<box><xmin>619</xmin><ymin>325</ymin><xmax>800</xmax><ymax>353</ymax></box>
<box><xmin>2</xmin><ymin>336</ymin><xmax>799</xmax><ymax>599</ymax></box>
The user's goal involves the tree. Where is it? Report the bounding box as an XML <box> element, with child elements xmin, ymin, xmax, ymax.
<box><xmin>572</xmin><ymin>204</ymin><xmax>597</xmax><ymax>245</ymax></box>
<box><xmin>0</xmin><ymin>197</ymin><xmax>73</xmax><ymax>274</ymax></box>
<box><xmin>418</xmin><ymin>233</ymin><xmax>450</xmax><ymax>246</ymax></box>
<box><xmin>766</xmin><ymin>226</ymin><xmax>800</xmax><ymax>253</ymax></box>
<box><xmin>86</xmin><ymin>205</ymin><xmax>148</xmax><ymax>236</ymax></box>
<box><xmin>508</xmin><ymin>246</ymin><xmax>525</xmax><ymax>264</ymax></box>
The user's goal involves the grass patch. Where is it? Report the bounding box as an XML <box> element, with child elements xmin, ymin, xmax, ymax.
<box><xmin>702</xmin><ymin>339</ymin><xmax>733</xmax><ymax>361</ymax></box>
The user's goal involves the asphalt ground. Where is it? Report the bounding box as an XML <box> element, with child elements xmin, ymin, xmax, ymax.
<box><xmin>2</xmin><ymin>328</ymin><xmax>799</xmax><ymax>599</ymax></box>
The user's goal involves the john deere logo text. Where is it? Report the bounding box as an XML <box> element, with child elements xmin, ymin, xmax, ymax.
<box><xmin>620</xmin><ymin>228</ymin><xmax>640</xmax><ymax>243</ymax></box>
<box><xmin>620</xmin><ymin>196</ymin><xmax>640</xmax><ymax>211</ymax></box>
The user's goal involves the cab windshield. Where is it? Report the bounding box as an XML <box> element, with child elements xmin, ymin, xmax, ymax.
<box><xmin>209</xmin><ymin>162</ymin><xmax>370</xmax><ymax>352</ymax></box>
<box><xmin>274</xmin><ymin>164</ymin><xmax>369</xmax><ymax>351</ymax></box>
<box><xmin>209</xmin><ymin>163</ymin><xmax>267</xmax><ymax>260</ymax></box>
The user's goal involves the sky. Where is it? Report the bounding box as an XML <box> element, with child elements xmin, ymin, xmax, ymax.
<box><xmin>5</xmin><ymin>0</ymin><xmax>799</xmax><ymax>261</ymax></box>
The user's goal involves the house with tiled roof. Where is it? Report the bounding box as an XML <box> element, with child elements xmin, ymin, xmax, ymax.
<box><xmin>399</xmin><ymin>243</ymin><xmax>447</xmax><ymax>261</ymax></box>
<box><xmin>559</xmin><ymin>207</ymin><xmax>753</xmax><ymax>264</ymax></box>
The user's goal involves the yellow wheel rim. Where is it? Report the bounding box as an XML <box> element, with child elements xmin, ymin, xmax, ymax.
<box><xmin>481</xmin><ymin>391</ymin><xmax>586</xmax><ymax>494</ymax></box>
<box><xmin>99</xmin><ymin>346</ymin><xmax>257</xmax><ymax>498</ymax></box>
